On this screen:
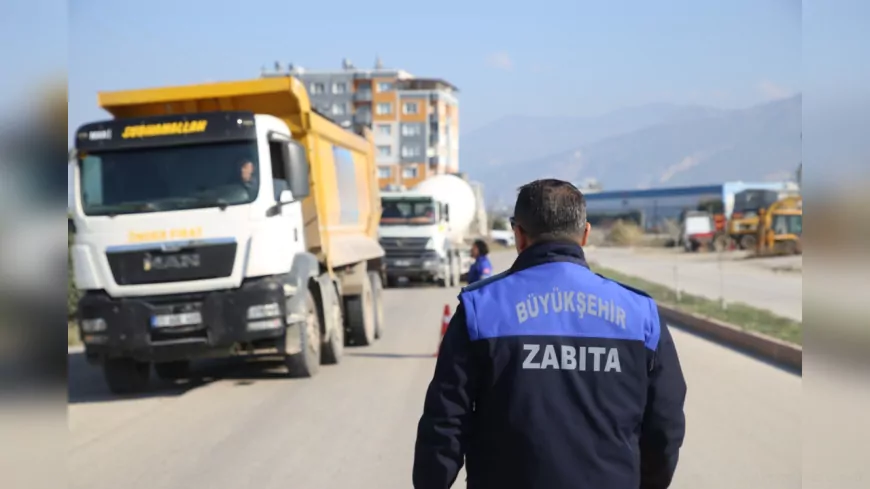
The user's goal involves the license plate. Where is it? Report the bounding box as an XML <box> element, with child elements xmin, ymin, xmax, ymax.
<box><xmin>151</xmin><ymin>312</ymin><xmax>202</xmax><ymax>328</ymax></box>
<box><xmin>394</xmin><ymin>260</ymin><xmax>411</xmax><ymax>267</ymax></box>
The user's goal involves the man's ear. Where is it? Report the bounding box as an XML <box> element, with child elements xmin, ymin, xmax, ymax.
<box><xmin>580</xmin><ymin>222</ymin><xmax>592</xmax><ymax>247</ymax></box>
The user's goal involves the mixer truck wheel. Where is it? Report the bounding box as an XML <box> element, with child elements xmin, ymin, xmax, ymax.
<box><xmin>451</xmin><ymin>253</ymin><xmax>462</xmax><ymax>287</ymax></box>
<box><xmin>368</xmin><ymin>272</ymin><xmax>385</xmax><ymax>339</ymax></box>
<box><xmin>344</xmin><ymin>275</ymin><xmax>376</xmax><ymax>346</ymax></box>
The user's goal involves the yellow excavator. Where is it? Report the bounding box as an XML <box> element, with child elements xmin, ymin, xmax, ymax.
<box><xmin>755</xmin><ymin>195</ymin><xmax>803</xmax><ymax>256</ymax></box>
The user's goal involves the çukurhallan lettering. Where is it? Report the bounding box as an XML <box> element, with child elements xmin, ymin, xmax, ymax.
<box><xmin>522</xmin><ymin>344</ymin><xmax>622</xmax><ymax>372</ymax></box>
<box><xmin>515</xmin><ymin>287</ymin><xmax>628</xmax><ymax>329</ymax></box>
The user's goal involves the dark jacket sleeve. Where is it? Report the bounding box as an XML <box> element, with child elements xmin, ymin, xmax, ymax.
<box><xmin>466</xmin><ymin>261</ymin><xmax>480</xmax><ymax>284</ymax></box>
<box><xmin>639</xmin><ymin>311</ymin><xmax>687</xmax><ymax>489</ymax></box>
<box><xmin>413</xmin><ymin>303</ymin><xmax>478</xmax><ymax>489</ymax></box>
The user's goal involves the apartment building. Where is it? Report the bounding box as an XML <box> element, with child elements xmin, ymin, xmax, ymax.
<box><xmin>262</xmin><ymin>58</ymin><xmax>459</xmax><ymax>189</ymax></box>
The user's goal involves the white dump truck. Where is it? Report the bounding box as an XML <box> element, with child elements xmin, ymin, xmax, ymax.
<box><xmin>378</xmin><ymin>174</ymin><xmax>481</xmax><ymax>287</ymax></box>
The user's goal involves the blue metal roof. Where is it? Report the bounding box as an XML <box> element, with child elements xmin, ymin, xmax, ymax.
<box><xmin>584</xmin><ymin>184</ymin><xmax>724</xmax><ymax>201</ymax></box>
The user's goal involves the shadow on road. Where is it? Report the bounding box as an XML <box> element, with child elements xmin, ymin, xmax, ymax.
<box><xmin>68</xmin><ymin>352</ymin><xmax>314</xmax><ymax>405</ymax></box>
<box><xmin>347</xmin><ymin>352</ymin><xmax>435</xmax><ymax>359</ymax></box>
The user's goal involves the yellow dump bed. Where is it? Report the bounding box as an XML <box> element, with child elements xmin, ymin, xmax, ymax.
<box><xmin>97</xmin><ymin>77</ymin><xmax>383</xmax><ymax>270</ymax></box>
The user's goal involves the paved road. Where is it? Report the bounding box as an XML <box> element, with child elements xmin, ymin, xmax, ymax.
<box><xmin>586</xmin><ymin>247</ymin><xmax>803</xmax><ymax>321</ymax></box>
<box><xmin>68</xmin><ymin>250</ymin><xmax>800</xmax><ymax>489</ymax></box>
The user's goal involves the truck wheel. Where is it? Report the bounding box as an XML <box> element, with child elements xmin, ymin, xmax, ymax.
<box><xmin>740</xmin><ymin>234</ymin><xmax>756</xmax><ymax>251</ymax></box>
<box><xmin>320</xmin><ymin>282</ymin><xmax>344</xmax><ymax>365</ymax></box>
<box><xmin>285</xmin><ymin>289</ymin><xmax>321</xmax><ymax>378</ymax></box>
<box><xmin>452</xmin><ymin>253</ymin><xmax>462</xmax><ymax>286</ymax></box>
<box><xmin>368</xmin><ymin>272</ymin><xmax>385</xmax><ymax>339</ymax></box>
<box><xmin>103</xmin><ymin>358</ymin><xmax>150</xmax><ymax>394</ymax></box>
<box><xmin>154</xmin><ymin>360</ymin><xmax>190</xmax><ymax>381</ymax></box>
<box><xmin>344</xmin><ymin>275</ymin><xmax>376</xmax><ymax>346</ymax></box>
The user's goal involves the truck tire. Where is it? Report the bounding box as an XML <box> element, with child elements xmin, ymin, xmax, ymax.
<box><xmin>451</xmin><ymin>252</ymin><xmax>462</xmax><ymax>287</ymax></box>
<box><xmin>344</xmin><ymin>275</ymin><xmax>376</xmax><ymax>346</ymax></box>
<box><xmin>103</xmin><ymin>358</ymin><xmax>150</xmax><ymax>394</ymax></box>
<box><xmin>740</xmin><ymin>234</ymin><xmax>756</xmax><ymax>251</ymax></box>
<box><xmin>368</xmin><ymin>271</ymin><xmax>385</xmax><ymax>339</ymax></box>
<box><xmin>320</xmin><ymin>282</ymin><xmax>344</xmax><ymax>365</ymax></box>
<box><xmin>154</xmin><ymin>360</ymin><xmax>190</xmax><ymax>381</ymax></box>
<box><xmin>285</xmin><ymin>289</ymin><xmax>321</xmax><ymax>378</ymax></box>
<box><xmin>437</xmin><ymin>261</ymin><xmax>450</xmax><ymax>288</ymax></box>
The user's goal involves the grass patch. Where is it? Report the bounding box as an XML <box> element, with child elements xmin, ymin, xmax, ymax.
<box><xmin>592</xmin><ymin>264</ymin><xmax>802</xmax><ymax>346</ymax></box>
<box><xmin>68</xmin><ymin>321</ymin><xmax>81</xmax><ymax>347</ymax></box>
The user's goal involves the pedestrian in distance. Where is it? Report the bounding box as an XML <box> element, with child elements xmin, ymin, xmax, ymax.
<box><xmin>466</xmin><ymin>239</ymin><xmax>493</xmax><ymax>285</ymax></box>
<box><xmin>413</xmin><ymin>178</ymin><xmax>687</xmax><ymax>489</ymax></box>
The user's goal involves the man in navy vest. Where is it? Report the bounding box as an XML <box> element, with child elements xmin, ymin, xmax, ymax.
<box><xmin>413</xmin><ymin>179</ymin><xmax>687</xmax><ymax>489</ymax></box>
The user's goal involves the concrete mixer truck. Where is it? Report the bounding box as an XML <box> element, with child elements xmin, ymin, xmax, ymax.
<box><xmin>379</xmin><ymin>174</ymin><xmax>480</xmax><ymax>287</ymax></box>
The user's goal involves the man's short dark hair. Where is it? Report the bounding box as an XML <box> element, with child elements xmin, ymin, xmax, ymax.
<box><xmin>513</xmin><ymin>179</ymin><xmax>587</xmax><ymax>240</ymax></box>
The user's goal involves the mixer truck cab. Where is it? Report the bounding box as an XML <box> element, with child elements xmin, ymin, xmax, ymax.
<box><xmin>70</xmin><ymin>78</ymin><xmax>386</xmax><ymax>394</ymax></box>
<box><xmin>377</xmin><ymin>174</ymin><xmax>477</xmax><ymax>288</ymax></box>
<box><xmin>379</xmin><ymin>191</ymin><xmax>457</xmax><ymax>287</ymax></box>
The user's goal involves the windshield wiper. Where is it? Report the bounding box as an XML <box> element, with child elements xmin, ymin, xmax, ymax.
<box><xmin>106</xmin><ymin>202</ymin><xmax>159</xmax><ymax>218</ymax></box>
<box><xmin>191</xmin><ymin>196</ymin><xmax>229</xmax><ymax>211</ymax></box>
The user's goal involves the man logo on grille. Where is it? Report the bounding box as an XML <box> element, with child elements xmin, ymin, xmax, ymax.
<box><xmin>143</xmin><ymin>253</ymin><xmax>201</xmax><ymax>271</ymax></box>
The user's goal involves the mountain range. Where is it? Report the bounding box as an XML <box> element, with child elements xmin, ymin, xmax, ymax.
<box><xmin>460</xmin><ymin>95</ymin><xmax>802</xmax><ymax>205</ymax></box>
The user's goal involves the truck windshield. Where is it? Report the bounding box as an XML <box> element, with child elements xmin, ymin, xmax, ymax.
<box><xmin>380</xmin><ymin>199</ymin><xmax>437</xmax><ymax>225</ymax></box>
<box><xmin>78</xmin><ymin>141</ymin><xmax>260</xmax><ymax>216</ymax></box>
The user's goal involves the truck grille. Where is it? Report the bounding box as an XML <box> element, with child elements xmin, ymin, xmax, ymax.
<box><xmin>106</xmin><ymin>242</ymin><xmax>237</xmax><ymax>285</ymax></box>
<box><xmin>379</xmin><ymin>237</ymin><xmax>430</xmax><ymax>258</ymax></box>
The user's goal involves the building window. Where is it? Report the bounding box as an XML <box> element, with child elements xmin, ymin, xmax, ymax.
<box><xmin>377</xmin><ymin>166</ymin><xmax>391</xmax><ymax>179</ymax></box>
<box><xmin>376</xmin><ymin>124</ymin><xmax>392</xmax><ymax>135</ymax></box>
<box><xmin>402</xmin><ymin>102</ymin><xmax>419</xmax><ymax>115</ymax></box>
<box><xmin>332</xmin><ymin>103</ymin><xmax>347</xmax><ymax>115</ymax></box>
<box><xmin>401</xmin><ymin>145</ymin><xmax>422</xmax><ymax>158</ymax></box>
<box><xmin>402</xmin><ymin>166</ymin><xmax>418</xmax><ymax>179</ymax></box>
<box><xmin>310</xmin><ymin>82</ymin><xmax>325</xmax><ymax>94</ymax></box>
<box><xmin>377</xmin><ymin>145</ymin><xmax>392</xmax><ymax>157</ymax></box>
<box><xmin>377</xmin><ymin>81</ymin><xmax>393</xmax><ymax>92</ymax></box>
<box><xmin>401</xmin><ymin>123</ymin><xmax>422</xmax><ymax>137</ymax></box>
<box><xmin>333</xmin><ymin>82</ymin><xmax>347</xmax><ymax>94</ymax></box>
<box><xmin>376</xmin><ymin>103</ymin><xmax>392</xmax><ymax>115</ymax></box>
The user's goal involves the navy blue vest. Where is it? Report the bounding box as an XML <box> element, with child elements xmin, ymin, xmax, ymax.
<box><xmin>460</xmin><ymin>261</ymin><xmax>660</xmax><ymax>352</ymax></box>
<box><xmin>457</xmin><ymin>259</ymin><xmax>662</xmax><ymax>488</ymax></box>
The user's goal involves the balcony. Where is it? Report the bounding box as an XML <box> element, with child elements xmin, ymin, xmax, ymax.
<box><xmin>353</xmin><ymin>111</ymin><xmax>372</xmax><ymax>125</ymax></box>
<box><xmin>354</xmin><ymin>90</ymin><xmax>372</xmax><ymax>102</ymax></box>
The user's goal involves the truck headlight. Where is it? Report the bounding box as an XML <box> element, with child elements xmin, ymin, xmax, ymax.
<box><xmin>425</xmin><ymin>238</ymin><xmax>436</xmax><ymax>250</ymax></box>
<box><xmin>81</xmin><ymin>318</ymin><xmax>107</xmax><ymax>333</ymax></box>
<box><xmin>247</xmin><ymin>302</ymin><xmax>281</xmax><ymax>320</ymax></box>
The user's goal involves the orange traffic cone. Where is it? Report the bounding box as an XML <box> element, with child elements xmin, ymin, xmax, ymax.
<box><xmin>434</xmin><ymin>304</ymin><xmax>452</xmax><ymax>357</ymax></box>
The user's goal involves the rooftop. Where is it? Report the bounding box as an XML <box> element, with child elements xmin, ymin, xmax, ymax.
<box><xmin>259</xmin><ymin>58</ymin><xmax>456</xmax><ymax>90</ymax></box>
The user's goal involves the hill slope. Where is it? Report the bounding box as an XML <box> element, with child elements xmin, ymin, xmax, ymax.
<box><xmin>463</xmin><ymin>95</ymin><xmax>801</xmax><ymax>203</ymax></box>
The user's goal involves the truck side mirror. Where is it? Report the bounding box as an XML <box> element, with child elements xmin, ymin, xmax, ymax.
<box><xmin>284</xmin><ymin>141</ymin><xmax>310</xmax><ymax>200</ymax></box>
<box><xmin>279</xmin><ymin>189</ymin><xmax>294</xmax><ymax>204</ymax></box>
<box><xmin>443</xmin><ymin>203</ymin><xmax>450</xmax><ymax>220</ymax></box>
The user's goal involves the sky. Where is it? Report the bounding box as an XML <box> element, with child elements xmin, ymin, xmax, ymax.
<box><xmin>56</xmin><ymin>0</ymin><xmax>807</xmax><ymax>144</ymax></box>
<box><xmin>2</xmin><ymin>0</ymin><xmax>866</xmax><ymax>202</ymax></box>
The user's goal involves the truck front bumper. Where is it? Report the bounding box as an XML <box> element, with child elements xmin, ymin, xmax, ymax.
<box><xmin>77</xmin><ymin>277</ymin><xmax>297</xmax><ymax>363</ymax></box>
<box><xmin>384</xmin><ymin>253</ymin><xmax>443</xmax><ymax>280</ymax></box>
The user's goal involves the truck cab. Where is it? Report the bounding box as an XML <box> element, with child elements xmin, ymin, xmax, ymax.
<box><xmin>70</xmin><ymin>78</ymin><xmax>389</xmax><ymax>394</ymax></box>
<box><xmin>378</xmin><ymin>191</ymin><xmax>460</xmax><ymax>287</ymax></box>
<box><xmin>70</xmin><ymin>111</ymin><xmax>331</xmax><ymax>391</ymax></box>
